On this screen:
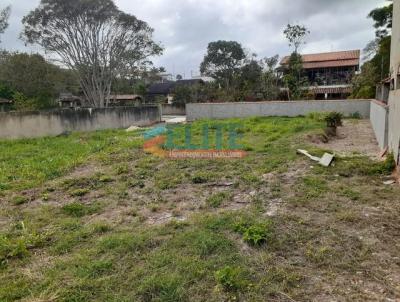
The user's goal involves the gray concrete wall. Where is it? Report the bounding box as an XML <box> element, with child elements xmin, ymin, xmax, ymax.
<box><xmin>388</xmin><ymin>1</ymin><xmax>400</xmax><ymax>164</ymax></box>
<box><xmin>161</xmin><ymin>104</ymin><xmax>186</xmax><ymax>116</ymax></box>
<box><xmin>370</xmin><ymin>100</ymin><xmax>389</xmax><ymax>150</ymax></box>
<box><xmin>389</xmin><ymin>90</ymin><xmax>400</xmax><ymax>163</ymax></box>
<box><xmin>391</xmin><ymin>0</ymin><xmax>400</xmax><ymax>91</ymax></box>
<box><xmin>187</xmin><ymin>100</ymin><xmax>371</xmax><ymax>121</ymax></box>
<box><xmin>0</xmin><ymin>106</ymin><xmax>161</xmax><ymax>139</ymax></box>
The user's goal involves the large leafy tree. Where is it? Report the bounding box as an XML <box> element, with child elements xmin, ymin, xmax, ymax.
<box><xmin>351</xmin><ymin>0</ymin><xmax>392</xmax><ymax>98</ymax></box>
<box><xmin>0</xmin><ymin>52</ymin><xmax>78</xmax><ymax>101</ymax></box>
<box><xmin>22</xmin><ymin>0</ymin><xmax>162</xmax><ymax>108</ymax></box>
<box><xmin>200</xmin><ymin>40</ymin><xmax>246</xmax><ymax>88</ymax></box>
<box><xmin>0</xmin><ymin>6</ymin><xmax>11</xmax><ymax>43</ymax></box>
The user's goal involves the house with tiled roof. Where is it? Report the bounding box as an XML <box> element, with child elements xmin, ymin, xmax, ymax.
<box><xmin>280</xmin><ymin>50</ymin><xmax>360</xmax><ymax>100</ymax></box>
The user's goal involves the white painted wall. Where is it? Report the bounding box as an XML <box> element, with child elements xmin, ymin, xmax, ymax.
<box><xmin>187</xmin><ymin>100</ymin><xmax>371</xmax><ymax>121</ymax></box>
<box><xmin>388</xmin><ymin>0</ymin><xmax>400</xmax><ymax>163</ymax></box>
<box><xmin>370</xmin><ymin>100</ymin><xmax>389</xmax><ymax>150</ymax></box>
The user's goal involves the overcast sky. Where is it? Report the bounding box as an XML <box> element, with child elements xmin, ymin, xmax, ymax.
<box><xmin>0</xmin><ymin>0</ymin><xmax>387</xmax><ymax>78</ymax></box>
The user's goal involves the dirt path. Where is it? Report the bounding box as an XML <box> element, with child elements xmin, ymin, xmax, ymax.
<box><xmin>313</xmin><ymin>119</ymin><xmax>381</xmax><ymax>159</ymax></box>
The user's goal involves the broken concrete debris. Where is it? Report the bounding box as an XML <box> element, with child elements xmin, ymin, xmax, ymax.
<box><xmin>297</xmin><ymin>149</ymin><xmax>335</xmax><ymax>167</ymax></box>
<box><xmin>383</xmin><ymin>180</ymin><xmax>396</xmax><ymax>185</ymax></box>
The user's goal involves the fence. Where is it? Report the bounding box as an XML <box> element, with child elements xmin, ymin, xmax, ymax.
<box><xmin>187</xmin><ymin>100</ymin><xmax>371</xmax><ymax>121</ymax></box>
<box><xmin>161</xmin><ymin>104</ymin><xmax>186</xmax><ymax>116</ymax></box>
<box><xmin>0</xmin><ymin>106</ymin><xmax>161</xmax><ymax>139</ymax></box>
<box><xmin>370</xmin><ymin>100</ymin><xmax>389</xmax><ymax>150</ymax></box>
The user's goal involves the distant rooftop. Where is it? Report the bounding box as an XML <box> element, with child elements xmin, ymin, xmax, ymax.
<box><xmin>280</xmin><ymin>50</ymin><xmax>360</xmax><ymax>69</ymax></box>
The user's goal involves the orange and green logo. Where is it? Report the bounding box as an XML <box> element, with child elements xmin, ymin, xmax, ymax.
<box><xmin>143</xmin><ymin>123</ymin><xmax>246</xmax><ymax>159</ymax></box>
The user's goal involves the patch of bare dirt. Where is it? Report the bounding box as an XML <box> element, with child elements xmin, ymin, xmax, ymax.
<box><xmin>312</xmin><ymin>120</ymin><xmax>381</xmax><ymax>159</ymax></box>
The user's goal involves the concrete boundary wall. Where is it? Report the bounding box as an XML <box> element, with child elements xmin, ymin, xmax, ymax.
<box><xmin>161</xmin><ymin>104</ymin><xmax>186</xmax><ymax>116</ymax></box>
<box><xmin>187</xmin><ymin>100</ymin><xmax>372</xmax><ymax>121</ymax></box>
<box><xmin>370</xmin><ymin>100</ymin><xmax>389</xmax><ymax>150</ymax></box>
<box><xmin>0</xmin><ymin>106</ymin><xmax>161</xmax><ymax>139</ymax></box>
<box><xmin>389</xmin><ymin>90</ymin><xmax>400</xmax><ymax>163</ymax></box>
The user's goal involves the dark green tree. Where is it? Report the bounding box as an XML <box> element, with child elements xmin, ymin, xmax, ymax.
<box><xmin>200</xmin><ymin>41</ymin><xmax>246</xmax><ymax>88</ymax></box>
<box><xmin>283</xmin><ymin>53</ymin><xmax>308</xmax><ymax>100</ymax></box>
<box><xmin>283</xmin><ymin>24</ymin><xmax>310</xmax><ymax>100</ymax></box>
<box><xmin>22</xmin><ymin>0</ymin><xmax>162</xmax><ymax>108</ymax></box>
<box><xmin>0</xmin><ymin>52</ymin><xmax>79</xmax><ymax>108</ymax></box>
<box><xmin>369</xmin><ymin>0</ymin><xmax>393</xmax><ymax>37</ymax></box>
<box><xmin>239</xmin><ymin>59</ymin><xmax>263</xmax><ymax>94</ymax></box>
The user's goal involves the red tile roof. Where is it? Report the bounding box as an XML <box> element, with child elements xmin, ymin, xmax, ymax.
<box><xmin>281</xmin><ymin>50</ymin><xmax>360</xmax><ymax>69</ymax></box>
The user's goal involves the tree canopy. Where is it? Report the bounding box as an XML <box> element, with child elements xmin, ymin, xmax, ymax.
<box><xmin>0</xmin><ymin>6</ymin><xmax>11</xmax><ymax>43</ymax></box>
<box><xmin>283</xmin><ymin>24</ymin><xmax>310</xmax><ymax>53</ymax></box>
<box><xmin>22</xmin><ymin>0</ymin><xmax>162</xmax><ymax>108</ymax></box>
<box><xmin>0</xmin><ymin>51</ymin><xmax>79</xmax><ymax>110</ymax></box>
<box><xmin>200</xmin><ymin>40</ymin><xmax>246</xmax><ymax>87</ymax></box>
<box><xmin>368</xmin><ymin>0</ymin><xmax>393</xmax><ymax>37</ymax></box>
<box><xmin>352</xmin><ymin>0</ymin><xmax>393</xmax><ymax>98</ymax></box>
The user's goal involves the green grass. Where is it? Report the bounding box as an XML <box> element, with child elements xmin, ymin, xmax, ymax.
<box><xmin>0</xmin><ymin>117</ymin><xmax>399</xmax><ymax>301</ymax></box>
<box><xmin>206</xmin><ymin>192</ymin><xmax>231</xmax><ymax>208</ymax></box>
<box><xmin>0</xmin><ymin>130</ymin><xmax>143</xmax><ymax>193</ymax></box>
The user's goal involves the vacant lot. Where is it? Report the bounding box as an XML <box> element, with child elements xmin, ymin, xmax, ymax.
<box><xmin>0</xmin><ymin>117</ymin><xmax>399</xmax><ymax>302</ymax></box>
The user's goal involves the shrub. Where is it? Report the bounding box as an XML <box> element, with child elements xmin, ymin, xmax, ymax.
<box><xmin>380</xmin><ymin>153</ymin><xmax>396</xmax><ymax>174</ymax></box>
<box><xmin>325</xmin><ymin>112</ymin><xmax>343</xmax><ymax>128</ymax></box>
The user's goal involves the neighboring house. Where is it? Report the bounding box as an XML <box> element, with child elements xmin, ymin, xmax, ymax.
<box><xmin>108</xmin><ymin>95</ymin><xmax>143</xmax><ymax>107</ymax></box>
<box><xmin>58</xmin><ymin>93</ymin><xmax>83</xmax><ymax>109</ymax></box>
<box><xmin>190</xmin><ymin>75</ymin><xmax>215</xmax><ymax>83</ymax></box>
<box><xmin>0</xmin><ymin>98</ymin><xmax>13</xmax><ymax>112</ymax></box>
<box><xmin>388</xmin><ymin>0</ymin><xmax>400</xmax><ymax>166</ymax></box>
<box><xmin>280</xmin><ymin>50</ymin><xmax>360</xmax><ymax>100</ymax></box>
<box><xmin>147</xmin><ymin>79</ymin><xmax>204</xmax><ymax>103</ymax></box>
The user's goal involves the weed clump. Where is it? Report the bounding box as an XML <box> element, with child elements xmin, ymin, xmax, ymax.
<box><xmin>206</xmin><ymin>192</ymin><xmax>231</xmax><ymax>208</ymax></box>
<box><xmin>191</xmin><ymin>172</ymin><xmax>212</xmax><ymax>184</ymax></box>
<box><xmin>215</xmin><ymin>266</ymin><xmax>247</xmax><ymax>291</ymax></box>
<box><xmin>61</xmin><ymin>202</ymin><xmax>100</xmax><ymax>217</ymax></box>
<box><xmin>10</xmin><ymin>196</ymin><xmax>29</xmax><ymax>206</ymax></box>
<box><xmin>234</xmin><ymin>219</ymin><xmax>273</xmax><ymax>246</ymax></box>
<box><xmin>69</xmin><ymin>188</ymin><xmax>90</xmax><ymax>197</ymax></box>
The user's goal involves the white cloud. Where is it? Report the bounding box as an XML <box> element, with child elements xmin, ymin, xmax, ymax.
<box><xmin>0</xmin><ymin>0</ymin><xmax>384</xmax><ymax>77</ymax></box>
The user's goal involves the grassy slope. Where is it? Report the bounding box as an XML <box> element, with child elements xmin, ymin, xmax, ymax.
<box><xmin>0</xmin><ymin>117</ymin><xmax>399</xmax><ymax>302</ymax></box>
